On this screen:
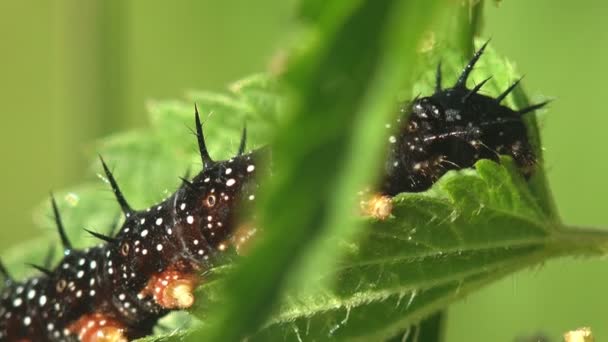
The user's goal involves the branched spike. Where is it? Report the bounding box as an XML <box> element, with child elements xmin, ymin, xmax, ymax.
<box><xmin>435</xmin><ymin>61</ymin><xmax>442</xmax><ymax>93</ymax></box>
<box><xmin>519</xmin><ymin>100</ymin><xmax>550</xmax><ymax>116</ymax></box>
<box><xmin>51</xmin><ymin>195</ymin><xmax>72</xmax><ymax>250</ymax></box>
<box><xmin>194</xmin><ymin>104</ymin><xmax>214</xmax><ymax>168</ymax></box>
<box><xmin>454</xmin><ymin>39</ymin><xmax>490</xmax><ymax>88</ymax></box>
<box><xmin>99</xmin><ymin>156</ymin><xmax>133</xmax><ymax>216</ymax></box>
<box><xmin>0</xmin><ymin>260</ymin><xmax>12</xmax><ymax>282</ymax></box>
<box><xmin>84</xmin><ymin>228</ymin><xmax>116</xmax><ymax>243</ymax></box>
<box><xmin>179</xmin><ymin>177</ymin><xmax>194</xmax><ymax>189</ymax></box>
<box><xmin>462</xmin><ymin>76</ymin><xmax>492</xmax><ymax>103</ymax></box>
<box><xmin>237</xmin><ymin>124</ymin><xmax>247</xmax><ymax>156</ymax></box>
<box><xmin>28</xmin><ymin>264</ymin><xmax>52</xmax><ymax>276</ymax></box>
<box><xmin>496</xmin><ymin>77</ymin><xmax>524</xmax><ymax>103</ymax></box>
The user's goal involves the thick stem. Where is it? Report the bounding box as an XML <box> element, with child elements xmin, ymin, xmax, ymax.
<box><xmin>551</xmin><ymin>226</ymin><xmax>608</xmax><ymax>257</ymax></box>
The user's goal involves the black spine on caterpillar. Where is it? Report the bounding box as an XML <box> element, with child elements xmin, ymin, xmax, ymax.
<box><xmin>382</xmin><ymin>41</ymin><xmax>547</xmax><ymax>196</ymax></box>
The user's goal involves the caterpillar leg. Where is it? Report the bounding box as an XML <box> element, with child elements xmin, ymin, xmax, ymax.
<box><xmin>67</xmin><ymin>313</ymin><xmax>127</xmax><ymax>342</ymax></box>
<box><xmin>360</xmin><ymin>193</ymin><xmax>393</xmax><ymax>220</ymax></box>
<box><xmin>139</xmin><ymin>270</ymin><xmax>198</xmax><ymax>309</ymax></box>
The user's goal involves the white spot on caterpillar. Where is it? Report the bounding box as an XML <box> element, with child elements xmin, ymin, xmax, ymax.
<box><xmin>187</xmin><ymin>216</ymin><xmax>194</xmax><ymax>224</ymax></box>
<box><xmin>140</xmin><ymin>218</ymin><xmax>146</xmax><ymax>224</ymax></box>
<box><xmin>226</xmin><ymin>179</ymin><xmax>236</xmax><ymax>187</ymax></box>
<box><xmin>39</xmin><ymin>295</ymin><xmax>47</xmax><ymax>306</ymax></box>
<box><xmin>141</xmin><ymin>229</ymin><xmax>149</xmax><ymax>237</ymax></box>
<box><xmin>226</xmin><ymin>168</ymin><xmax>232</xmax><ymax>175</ymax></box>
<box><xmin>156</xmin><ymin>218</ymin><xmax>163</xmax><ymax>226</ymax></box>
<box><xmin>77</xmin><ymin>270</ymin><xmax>84</xmax><ymax>279</ymax></box>
<box><xmin>249</xmin><ymin>195</ymin><xmax>255</xmax><ymax>201</ymax></box>
<box><xmin>13</xmin><ymin>298</ymin><xmax>22</xmax><ymax>307</ymax></box>
<box><xmin>180</xmin><ymin>203</ymin><xmax>186</xmax><ymax>210</ymax></box>
<box><xmin>27</xmin><ymin>290</ymin><xmax>36</xmax><ymax>299</ymax></box>
<box><xmin>23</xmin><ymin>316</ymin><xmax>31</xmax><ymax>326</ymax></box>
<box><xmin>90</xmin><ymin>261</ymin><xmax>97</xmax><ymax>269</ymax></box>
<box><xmin>247</xmin><ymin>165</ymin><xmax>255</xmax><ymax>172</ymax></box>
<box><xmin>156</xmin><ymin>244</ymin><xmax>163</xmax><ymax>251</ymax></box>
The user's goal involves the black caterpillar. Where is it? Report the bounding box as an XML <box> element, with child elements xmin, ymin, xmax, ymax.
<box><xmin>0</xmin><ymin>43</ymin><xmax>545</xmax><ymax>342</ymax></box>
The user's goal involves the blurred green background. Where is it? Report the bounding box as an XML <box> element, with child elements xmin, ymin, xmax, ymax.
<box><xmin>1</xmin><ymin>1</ymin><xmax>607</xmax><ymax>341</ymax></box>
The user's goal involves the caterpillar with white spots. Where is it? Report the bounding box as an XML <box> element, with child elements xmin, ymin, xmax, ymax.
<box><xmin>0</xmin><ymin>42</ymin><xmax>545</xmax><ymax>341</ymax></box>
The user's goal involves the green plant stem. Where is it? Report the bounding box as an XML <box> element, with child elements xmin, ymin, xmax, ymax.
<box><xmin>552</xmin><ymin>226</ymin><xmax>608</xmax><ymax>257</ymax></box>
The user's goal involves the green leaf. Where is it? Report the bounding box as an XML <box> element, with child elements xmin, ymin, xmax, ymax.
<box><xmin>181</xmin><ymin>158</ymin><xmax>607</xmax><ymax>342</ymax></box>
<box><xmin>190</xmin><ymin>1</ymin><xmax>448</xmax><ymax>341</ymax></box>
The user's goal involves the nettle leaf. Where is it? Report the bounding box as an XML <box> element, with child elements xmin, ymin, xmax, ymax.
<box><xmin>185</xmin><ymin>159</ymin><xmax>577</xmax><ymax>342</ymax></box>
